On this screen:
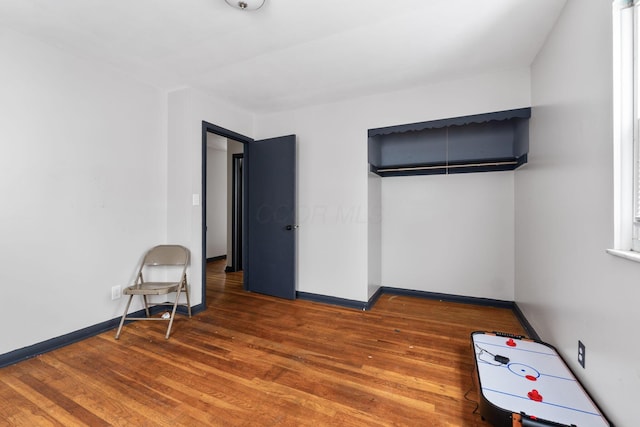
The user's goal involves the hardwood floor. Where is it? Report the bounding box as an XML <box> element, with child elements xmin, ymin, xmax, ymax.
<box><xmin>0</xmin><ymin>260</ymin><xmax>526</xmax><ymax>426</ymax></box>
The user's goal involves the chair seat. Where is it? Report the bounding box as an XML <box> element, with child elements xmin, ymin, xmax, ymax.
<box><xmin>123</xmin><ymin>282</ymin><xmax>180</xmax><ymax>295</ymax></box>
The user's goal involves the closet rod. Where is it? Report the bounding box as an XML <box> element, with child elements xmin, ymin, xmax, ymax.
<box><xmin>377</xmin><ymin>160</ymin><xmax>518</xmax><ymax>173</ymax></box>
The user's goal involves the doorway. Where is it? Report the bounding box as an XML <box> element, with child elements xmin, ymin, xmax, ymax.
<box><xmin>205</xmin><ymin>136</ymin><xmax>244</xmax><ymax>270</ymax></box>
<box><xmin>201</xmin><ymin>122</ymin><xmax>251</xmax><ymax>309</ymax></box>
<box><xmin>200</xmin><ymin>122</ymin><xmax>297</xmax><ymax>306</ymax></box>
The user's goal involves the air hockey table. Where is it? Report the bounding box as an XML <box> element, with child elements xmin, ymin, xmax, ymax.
<box><xmin>471</xmin><ymin>331</ymin><xmax>613</xmax><ymax>427</ymax></box>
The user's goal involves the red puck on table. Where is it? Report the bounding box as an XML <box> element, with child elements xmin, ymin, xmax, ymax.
<box><xmin>528</xmin><ymin>389</ymin><xmax>543</xmax><ymax>402</ymax></box>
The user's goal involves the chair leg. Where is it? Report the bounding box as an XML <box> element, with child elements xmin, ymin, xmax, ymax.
<box><xmin>115</xmin><ymin>294</ymin><xmax>134</xmax><ymax>339</ymax></box>
<box><xmin>143</xmin><ymin>295</ymin><xmax>150</xmax><ymax>317</ymax></box>
<box><xmin>184</xmin><ymin>280</ymin><xmax>192</xmax><ymax>318</ymax></box>
<box><xmin>164</xmin><ymin>288</ymin><xmax>182</xmax><ymax>339</ymax></box>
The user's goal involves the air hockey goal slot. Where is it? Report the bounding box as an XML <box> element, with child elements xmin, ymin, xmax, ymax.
<box><xmin>513</xmin><ymin>412</ymin><xmax>577</xmax><ymax>427</ymax></box>
<box><xmin>493</xmin><ymin>331</ymin><xmax>527</xmax><ymax>340</ymax></box>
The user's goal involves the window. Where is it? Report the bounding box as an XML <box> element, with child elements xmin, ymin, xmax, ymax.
<box><xmin>612</xmin><ymin>0</ymin><xmax>640</xmax><ymax>256</ymax></box>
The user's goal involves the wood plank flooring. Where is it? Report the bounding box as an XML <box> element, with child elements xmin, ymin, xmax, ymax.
<box><xmin>0</xmin><ymin>260</ymin><xmax>526</xmax><ymax>426</ymax></box>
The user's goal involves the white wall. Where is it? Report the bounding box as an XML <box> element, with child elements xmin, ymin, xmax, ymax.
<box><xmin>255</xmin><ymin>68</ymin><xmax>530</xmax><ymax>302</ymax></box>
<box><xmin>254</xmin><ymin>105</ymin><xmax>370</xmax><ymax>301</ymax></box>
<box><xmin>383</xmin><ymin>172</ymin><xmax>515</xmax><ymax>300</ymax></box>
<box><xmin>517</xmin><ymin>1</ymin><xmax>637</xmax><ymax>424</ymax></box>
<box><xmin>167</xmin><ymin>88</ymin><xmax>253</xmax><ymax>307</ymax></box>
<box><xmin>368</xmin><ymin>172</ymin><xmax>382</xmax><ymax>298</ymax></box>
<box><xmin>206</xmin><ymin>145</ymin><xmax>227</xmax><ymax>258</ymax></box>
<box><xmin>0</xmin><ymin>28</ymin><xmax>167</xmax><ymax>355</ymax></box>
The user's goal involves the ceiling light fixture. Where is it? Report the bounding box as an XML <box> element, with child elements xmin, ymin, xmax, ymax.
<box><xmin>225</xmin><ymin>0</ymin><xmax>265</xmax><ymax>11</ymax></box>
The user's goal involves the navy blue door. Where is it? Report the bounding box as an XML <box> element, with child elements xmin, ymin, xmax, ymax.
<box><xmin>244</xmin><ymin>135</ymin><xmax>296</xmax><ymax>299</ymax></box>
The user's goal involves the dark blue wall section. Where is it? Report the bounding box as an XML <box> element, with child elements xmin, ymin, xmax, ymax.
<box><xmin>377</xmin><ymin>127</ymin><xmax>447</xmax><ymax>167</ymax></box>
<box><xmin>368</xmin><ymin>108</ymin><xmax>531</xmax><ymax>137</ymax></box>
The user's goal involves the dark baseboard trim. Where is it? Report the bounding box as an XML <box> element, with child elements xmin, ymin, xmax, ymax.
<box><xmin>378</xmin><ymin>287</ymin><xmax>539</xmax><ymax>339</ymax></box>
<box><xmin>1</xmin><ymin>287</ymin><xmax>538</xmax><ymax>368</ymax></box>
<box><xmin>0</xmin><ymin>313</ymin><xmax>129</xmax><ymax>368</ymax></box>
<box><xmin>299</xmin><ymin>286</ymin><xmax>539</xmax><ymax>340</ymax></box>
<box><xmin>129</xmin><ymin>302</ymin><xmax>205</xmax><ymax>321</ymax></box>
<box><xmin>0</xmin><ymin>302</ymin><xmax>205</xmax><ymax>369</ymax></box>
<box><xmin>206</xmin><ymin>255</ymin><xmax>227</xmax><ymax>263</ymax></box>
<box><xmin>512</xmin><ymin>302</ymin><xmax>541</xmax><ymax>341</ymax></box>
<box><xmin>366</xmin><ymin>287</ymin><xmax>385</xmax><ymax>310</ymax></box>
<box><xmin>298</xmin><ymin>287</ymin><xmax>513</xmax><ymax>311</ymax></box>
<box><xmin>296</xmin><ymin>292</ymin><xmax>368</xmax><ymax>311</ymax></box>
<box><xmin>378</xmin><ymin>286</ymin><xmax>515</xmax><ymax>309</ymax></box>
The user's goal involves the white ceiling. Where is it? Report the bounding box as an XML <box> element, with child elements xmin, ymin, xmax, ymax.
<box><xmin>0</xmin><ymin>0</ymin><xmax>566</xmax><ymax>113</ymax></box>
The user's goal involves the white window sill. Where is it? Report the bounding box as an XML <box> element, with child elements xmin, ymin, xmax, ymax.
<box><xmin>606</xmin><ymin>248</ymin><xmax>640</xmax><ymax>263</ymax></box>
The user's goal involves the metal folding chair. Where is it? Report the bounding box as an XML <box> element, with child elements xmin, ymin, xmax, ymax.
<box><xmin>115</xmin><ymin>245</ymin><xmax>191</xmax><ymax>339</ymax></box>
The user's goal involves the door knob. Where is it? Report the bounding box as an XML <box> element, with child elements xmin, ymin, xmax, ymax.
<box><xmin>285</xmin><ymin>225</ymin><xmax>299</xmax><ymax>231</ymax></box>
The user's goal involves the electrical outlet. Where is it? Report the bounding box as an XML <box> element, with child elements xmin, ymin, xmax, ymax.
<box><xmin>111</xmin><ymin>285</ymin><xmax>122</xmax><ymax>300</ymax></box>
<box><xmin>578</xmin><ymin>340</ymin><xmax>586</xmax><ymax>368</ymax></box>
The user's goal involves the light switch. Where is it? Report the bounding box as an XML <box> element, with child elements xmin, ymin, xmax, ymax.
<box><xmin>192</xmin><ymin>194</ymin><xmax>200</xmax><ymax>206</ymax></box>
